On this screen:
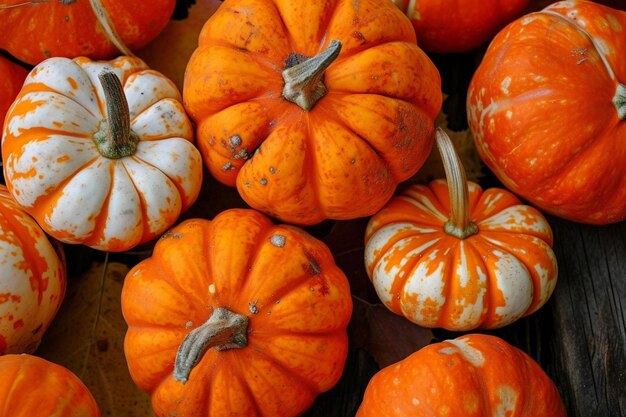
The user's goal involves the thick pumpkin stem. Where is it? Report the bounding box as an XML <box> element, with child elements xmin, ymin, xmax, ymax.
<box><xmin>282</xmin><ymin>40</ymin><xmax>342</xmax><ymax>111</ymax></box>
<box><xmin>93</xmin><ymin>70</ymin><xmax>138</xmax><ymax>159</ymax></box>
<box><xmin>614</xmin><ymin>83</ymin><xmax>626</xmax><ymax>120</ymax></box>
<box><xmin>436</xmin><ymin>128</ymin><xmax>479</xmax><ymax>239</ymax></box>
<box><xmin>174</xmin><ymin>307</ymin><xmax>248</xmax><ymax>384</ymax></box>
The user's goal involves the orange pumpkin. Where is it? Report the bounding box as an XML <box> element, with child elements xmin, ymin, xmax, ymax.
<box><xmin>184</xmin><ymin>0</ymin><xmax>442</xmax><ymax>225</ymax></box>
<box><xmin>0</xmin><ymin>185</ymin><xmax>65</xmax><ymax>355</ymax></box>
<box><xmin>0</xmin><ymin>55</ymin><xmax>27</xmax><ymax>126</ymax></box>
<box><xmin>356</xmin><ymin>334</ymin><xmax>566</xmax><ymax>417</ymax></box>
<box><xmin>468</xmin><ymin>0</ymin><xmax>626</xmax><ymax>224</ymax></box>
<box><xmin>364</xmin><ymin>129</ymin><xmax>557</xmax><ymax>330</ymax></box>
<box><xmin>0</xmin><ymin>354</ymin><xmax>100</xmax><ymax>417</ymax></box>
<box><xmin>392</xmin><ymin>0</ymin><xmax>529</xmax><ymax>52</ymax></box>
<box><xmin>121</xmin><ymin>209</ymin><xmax>353</xmax><ymax>416</ymax></box>
<box><xmin>0</xmin><ymin>0</ymin><xmax>175</xmax><ymax>65</ymax></box>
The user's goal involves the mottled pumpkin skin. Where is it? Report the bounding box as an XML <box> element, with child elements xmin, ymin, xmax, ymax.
<box><xmin>356</xmin><ymin>334</ymin><xmax>566</xmax><ymax>417</ymax></box>
<box><xmin>468</xmin><ymin>1</ymin><xmax>626</xmax><ymax>224</ymax></box>
<box><xmin>0</xmin><ymin>185</ymin><xmax>65</xmax><ymax>355</ymax></box>
<box><xmin>184</xmin><ymin>0</ymin><xmax>442</xmax><ymax>225</ymax></box>
<box><xmin>0</xmin><ymin>354</ymin><xmax>100</xmax><ymax>417</ymax></box>
<box><xmin>0</xmin><ymin>0</ymin><xmax>175</xmax><ymax>65</ymax></box>
<box><xmin>0</xmin><ymin>56</ymin><xmax>28</xmax><ymax>127</ymax></box>
<box><xmin>122</xmin><ymin>209</ymin><xmax>352</xmax><ymax>417</ymax></box>
<box><xmin>395</xmin><ymin>0</ymin><xmax>529</xmax><ymax>52</ymax></box>
<box><xmin>365</xmin><ymin>181</ymin><xmax>557</xmax><ymax>330</ymax></box>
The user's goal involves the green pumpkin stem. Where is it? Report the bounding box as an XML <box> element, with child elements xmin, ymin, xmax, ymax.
<box><xmin>282</xmin><ymin>40</ymin><xmax>342</xmax><ymax>111</ymax></box>
<box><xmin>614</xmin><ymin>83</ymin><xmax>626</xmax><ymax>120</ymax></box>
<box><xmin>174</xmin><ymin>307</ymin><xmax>248</xmax><ymax>384</ymax></box>
<box><xmin>436</xmin><ymin>128</ymin><xmax>479</xmax><ymax>239</ymax></box>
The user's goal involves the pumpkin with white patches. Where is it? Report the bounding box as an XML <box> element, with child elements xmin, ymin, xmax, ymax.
<box><xmin>364</xmin><ymin>129</ymin><xmax>558</xmax><ymax>331</ymax></box>
<box><xmin>1</xmin><ymin>56</ymin><xmax>203</xmax><ymax>252</ymax></box>
<box><xmin>356</xmin><ymin>334</ymin><xmax>566</xmax><ymax>416</ymax></box>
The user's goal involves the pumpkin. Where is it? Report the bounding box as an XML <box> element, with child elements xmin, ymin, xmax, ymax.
<box><xmin>183</xmin><ymin>0</ymin><xmax>442</xmax><ymax>225</ymax></box>
<box><xmin>392</xmin><ymin>0</ymin><xmax>529</xmax><ymax>52</ymax></box>
<box><xmin>364</xmin><ymin>129</ymin><xmax>558</xmax><ymax>330</ymax></box>
<box><xmin>2</xmin><ymin>56</ymin><xmax>203</xmax><ymax>252</ymax></box>
<box><xmin>0</xmin><ymin>354</ymin><xmax>100</xmax><ymax>417</ymax></box>
<box><xmin>121</xmin><ymin>209</ymin><xmax>352</xmax><ymax>417</ymax></box>
<box><xmin>0</xmin><ymin>185</ymin><xmax>65</xmax><ymax>354</ymax></box>
<box><xmin>356</xmin><ymin>334</ymin><xmax>566</xmax><ymax>417</ymax></box>
<box><xmin>467</xmin><ymin>0</ymin><xmax>626</xmax><ymax>224</ymax></box>
<box><xmin>0</xmin><ymin>0</ymin><xmax>175</xmax><ymax>65</ymax></box>
<box><xmin>0</xmin><ymin>55</ymin><xmax>28</xmax><ymax>127</ymax></box>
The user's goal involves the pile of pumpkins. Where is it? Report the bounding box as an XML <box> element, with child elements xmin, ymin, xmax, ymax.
<box><xmin>0</xmin><ymin>0</ymin><xmax>623</xmax><ymax>415</ymax></box>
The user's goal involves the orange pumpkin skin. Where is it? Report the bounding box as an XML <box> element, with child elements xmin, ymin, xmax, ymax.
<box><xmin>184</xmin><ymin>0</ymin><xmax>442</xmax><ymax>225</ymax></box>
<box><xmin>0</xmin><ymin>354</ymin><xmax>100</xmax><ymax>417</ymax></box>
<box><xmin>394</xmin><ymin>0</ymin><xmax>529</xmax><ymax>52</ymax></box>
<box><xmin>356</xmin><ymin>334</ymin><xmax>566</xmax><ymax>417</ymax></box>
<box><xmin>0</xmin><ymin>0</ymin><xmax>175</xmax><ymax>65</ymax></box>
<box><xmin>0</xmin><ymin>55</ymin><xmax>27</xmax><ymax>126</ymax></box>
<box><xmin>468</xmin><ymin>1</ymin><xmax>626</xmax><ymax>224</ymax></box>
<box><xmin>122</xmin><ymin>209</ymin><xmax>352</xmax><ymax>416</ymax></box>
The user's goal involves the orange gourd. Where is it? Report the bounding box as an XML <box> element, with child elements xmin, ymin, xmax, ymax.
<box><xmin>0</xmin><ymin>354</ymin><xmax>100</xmax><ymax>417</ymax></box>
<box><xmin>0</xmin><ymin>185</ymin><xmax>65</xmax><ymax>355</ymax></box>
<box><xmin>364</xmin><ymin>129</ymin><xmax>558</xmax><ymax>330</ymax></box>
<box><xmin>121</xmin><ymin>209</ymin><xmax>353</xmax><ymax>417</ymax></box>
<box><xmin>356</xmin><ymin>334</ymin><xmax>566</xmax><ymax>417</ymax></box>
<box><xmin>0</xmin><ymin>55</ymin><xmax>27</xmax><ymax>126</ymax></box>
<box><xmin>0</xmin><ymin>0</ymin><xmax>175</xmax><ymax>65</ymax></box>
<box><xmin>468</xmin><ymin>0</ymin><xmax>626</xmax><ymax>224</ymax></box>
<box><xmin>184</xmin><ymin>0</ymin><xmax>442</xmax><ymax>225</ymax></box>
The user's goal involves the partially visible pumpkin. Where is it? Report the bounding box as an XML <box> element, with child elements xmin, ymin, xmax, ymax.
<box><xmin>0</xmin><ymin>55</ymin><xmax>27</xmax><ymax>126</ymax></box>
<box><xmin>468</xmin><ymin>0</ymin><xmax>626</xmax><ymax>224</ymax></box>
<box><xmin>122</xmin><ymin>209</ymin><xmax>352</xmax><ymax>417</ymax></box>
<box><xmin>2</xmin><ymin>56</ymin><xmax>203</xmax><ymax>252</ymax></box>
<box><xmin>0</xmin><ymin>185</ymin><xmax>65</xmax><ymax>355</ymax></box>
<box><xmin>0</xmin><ymin>354</ymin><xmax>100</xmax><ymax>417</ymax></box>
<box><xmin>356</xmin><ymin>334</ymin><xmax>566</xmax><ymax>417</ymax></box>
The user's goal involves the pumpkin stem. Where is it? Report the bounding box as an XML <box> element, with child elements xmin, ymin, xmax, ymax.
<box><xmin>93</xmin><ymin>70</ymin><xmax>138</xmax><ymax>159</ymax></box>
<box><xmin>436</xmin><ymin>128</ymin><xmax>479</xmax><ymax>239</ymax></box>
<box><xmin>88</xmin><ymin>0</ymin><xmax>134</xmax><ymax>56</ymax></box>
<box><xmin>614</xmin><ymin>83</ymin><xmax>626</xmax><ymax>120</ymax></box>
<box><xmin>174</xmin><ymin>307</ymin><xmax>248</xmax><ymax>384</ymax></box>
<box><xmin>282</xmin><ymin>40</ymin><xmax>342</xmax><ymax>111</ymax></box>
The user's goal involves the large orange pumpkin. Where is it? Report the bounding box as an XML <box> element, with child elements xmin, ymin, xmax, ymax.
<box><xmin>184</xmin><ymin>0</ymin><xmax>442</xmax><ymax>225</ymax></box>
<box><xmin>468</xmin><ymin>0</ymin><xmax>626</xmax><ymax>224</ymax></box>
<box><xmin>356</xmin><ymin>334</ymin><xmax>566</xmax><ymax>417</ymax></box>
<box><xmin>122</xmin><ymin>209</ymin><xmax>352</xmax><ymax>416</ymax></box>
<box><xmin>0</xmin><ymin>354</ymin><xmax>100</xmax><ymax>417</ymax></box>
<box><xmin>0</xmin><ymin>55</ymin><xmax>27</xmax><ymax>126</ymax></box>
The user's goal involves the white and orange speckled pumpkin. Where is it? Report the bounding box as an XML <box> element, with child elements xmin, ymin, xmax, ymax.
<box><xmin>0</xmin><ymin>185</ymin><xmax>65</xmax><ymax>355</ymax></box>
<box><xmin>2</xmin><ymin>56</ymin><xmax>203</xmax><ymax>252</ymax></box>
<box><xmin>364</xmin><ymin>129</ymin><xmax>558</xmax><ymax>330</ymax></box>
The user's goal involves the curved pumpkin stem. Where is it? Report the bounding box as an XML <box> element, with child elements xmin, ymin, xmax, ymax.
<box><xmin>88</xmin><ymin>0</ymin><xmax>134</xmax><ymax>57</ymax></box>
<box><xmin>174</xmin><ymin>307</ymin><xmax>248</xmax><ymax>384</ymax></box>
<box><xmin>282</xmin><ymin>40</ymin><xmax>342</xmax><ymax>111</ymax></box>
<box><xmin>614</xmin><ymin>83</ymin><xmax>626</xmax><ymax>120</ymax></box>
<box><xmin>436</xmin><ymin>128</ymin><xmax>478</xmax><ymax>239</ymax></box>
<box><xmin>93</xmin><ymin>70</ymin><xmax>138</xmax><ymax>159</ymax></box>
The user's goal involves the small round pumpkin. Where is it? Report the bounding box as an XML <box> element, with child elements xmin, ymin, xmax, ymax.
<box><xmin>184</xmin><ymin>0</ymin><xmax>442</xmax><ymax>225</ymax></box>
<box><xmin>0</xmin><ymin>185</ymin><xmax>65</xmax><ymax>355</ymax></box>
<box><xmin>2</xmin><ymin>56</ymin><xmax>202</xmax><ymax>252</ymax></box>
<box><xmin>364</xmin><ymin>129</ymin><xmax>558</xmax><ymax>330</ymax></box>
<box><xmin>0</xmin><ymin>55</ymin><xmax>28</xmax><ymax>127</ymax></box>
<box><xmin>121</xmin><ymin>209</ymin><xmax>352</xmax><ymax>416</ymax></box>
<box><xmin>356</xmin><ymin>334</ymin><xmax>566</xmax><ymax>417</ymax></box>
<box><xmin>0</xmin><ymin>354</ymin><xmax>100</xmax><ymax>417</ymax></box>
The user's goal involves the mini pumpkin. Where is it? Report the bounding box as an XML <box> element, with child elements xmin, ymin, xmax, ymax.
<box><xmin>468</xmin><ymin>0</ymin><xmax>626</xmax><ymax>224</ymax></box>
<box><xmin>122</xmin><ymin>209</ymin><xmax>352</xmax><ymax>417</ymax></box>
<box><xmin>364</xmin><ymin>129</ymin><xmax>558</xmax><ymax>330</ymax></box>
<box><xmin>356</xmin><ymin>334</ymin><xmax>566</xmax><ymax>417</ymax></box>
<box><xmin>0</xmin><ymin>55</ymin><xmax>27</xmax><ymax>126</ymax></box>
<box><xmin>184</xmin><ymin>0</ymin><xmax>442</xmax><ymax>225</ymax></box>
<box><xmin>0</xmin><ymin>185</ymin><xmax>65</xmax><ymax>354</ymax></box>
<box><xmin>0</xmin><ymin>354</ymin><xmax>100</xmax><ymax>417</ymax></box>
<box><xmin>2</xmin><ymin>56</ymin><xmax>202</xmax><ymax>252</ymax></box>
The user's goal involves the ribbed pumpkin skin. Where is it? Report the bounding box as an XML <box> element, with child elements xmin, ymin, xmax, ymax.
<box><xmin>0</xmin><ymin>0</ymin><xmax>175</xmax><ymax>65</ymax></box>
<box><xmin>356</xmin><ymin>334</ymin><xmax>566</xmax><ymax>417</ymax></box>
<box><xmin>122</xmin><ymin>209</ymin><xmax>353</xmax><ymax>417</ymax></box>
<box><xmin>184</xmin><ymin>0</ymin><xmax>442</xmax><ymax>225</ymax></box>
<box><xmin>0</xmin><ymin>56</ymin><xmax>28</xmax><ymax>127</ymax></box>
<box><xmin>0</xmin><ymin>185</ymin><xmax>65</xmax><ymax>355</ymax></box>
<box><xmin>0</xmin><ymin>354</ymin><xmax>100</xmax><ymax>417</ymax></box>
<box><xmin>364</xmin><ymin>181</ymin><xmax>557</xmax><ymax>330</ymax></box>
<box><xmin>468</xmin><ymin>1</ymin><xmax>626</xmax><ymax>224</ymax></box>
